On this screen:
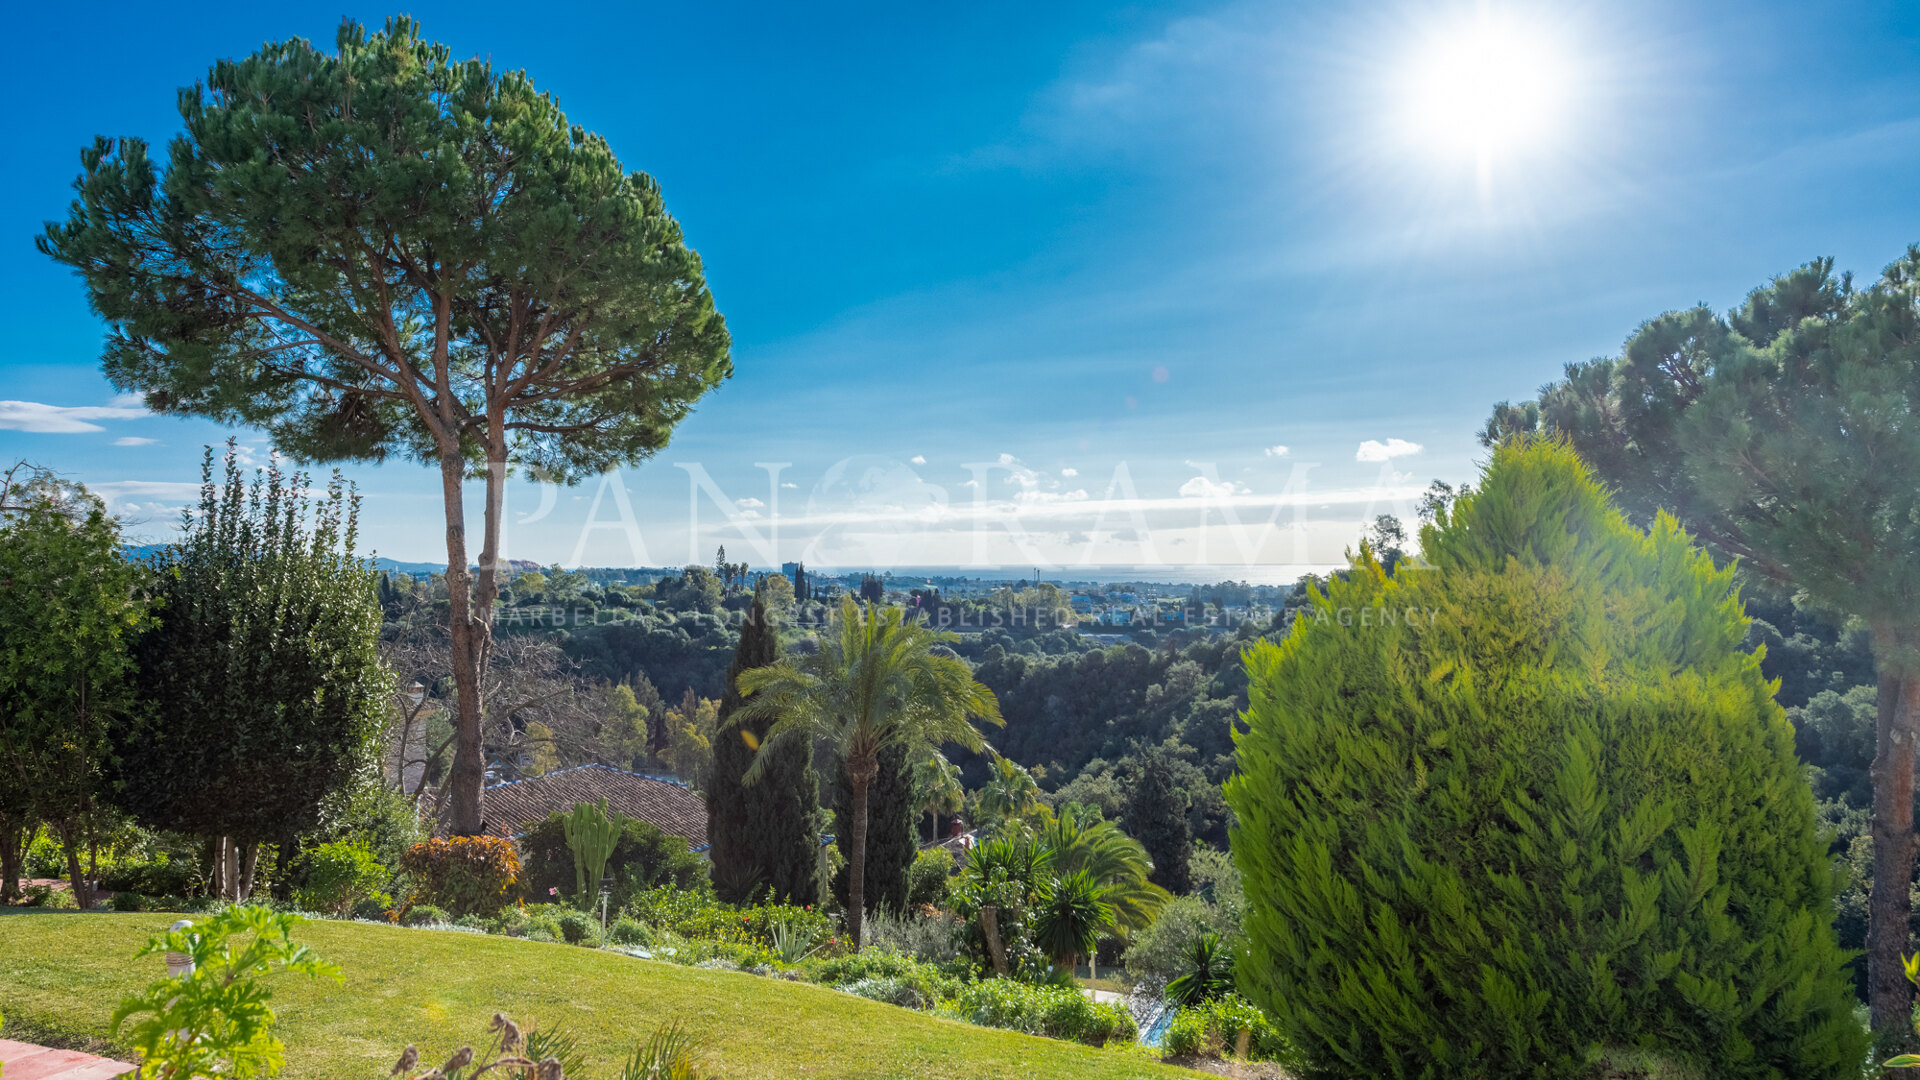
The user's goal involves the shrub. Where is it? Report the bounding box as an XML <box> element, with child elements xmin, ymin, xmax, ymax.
<box><xmin>607</xmin><ymin>915</ymin><xmax>652</xmax><ymax>947</ymax></box>
<box><xmin>840</xmin><ymin>976</ymin><xmax>931</xmax><ymax>1010</ymax></box>
<box><xmin>517</xmin><ymin>810</ymin><xmax>704</xmax><ymax>909</ymax></box>
<box><xmin>865</xmin><ymin>908</ymin><xmax>963</xmax><ymax>963</ymax></box>
<box><xmin>102</xmin><ymin>854</ymin><xmax>200</xmax><ymax>899</ymax></box>
<box><xmin>623</xmin><ymin>885</ymin><xmax>837</xmax><ymax>951</ymax></box>
<box><xmin>555</xmin><ymin>908</ymin><xmax>603</xmax><ymax>946</ymax></box>
<box><xmin>942</xmin><ymin>979</ymin><xmax>1136</xmax><ymax>1046</ymax></box>
<box><xmin>1161</xmin><ymin>995</ymin><xmax>1284</xmax><ymax>1062</ymax></box>
<box><xmin>350</xmin><ymin>897</ymin><xmax>389</xmax><ymax>921</ymax></box>
<box><xmin>109</xmin><ymin>890</ymin><xmax>147</xmax><ymax>912</ymax></box>
<box><xmin>293</xmin><ymin>840</ymin><xmax>390</xmax><ymax>916</ymax></box>
<box><xmin>905</xmin><ymin>848</ymin><xmax>953</xmax><ymax>909</ymax></box>
<box><xmin>1225</xmin><ymin>440</ymin><xmax>1869</xmax><ymax>1079</ymax></box>
<box><xmin>399</xmin><ymin>836</ymin><xmax>520</xmax><ymax>916</ymax></box>
<box><xmin>1122</xmin><ymin>896</ymin><xmax>1233</xmax><ymax>984</ymax></box>
<box><xmin>402</xmin><ymin>904</ymin><xmax>450</xmax><ymax>927</ymax></box>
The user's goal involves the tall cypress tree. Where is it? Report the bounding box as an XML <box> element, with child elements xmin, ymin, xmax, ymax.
<box><xmin>707</xmin><ymin>586</ymin><xmax>818</xmax><ymax>904</ymax></box>
<box><xmin>833</xmin><ymin>739</ymin><xmax>914</xmax><ymax>916</ymax></box>
<box><xmin>1123</xmin><ymin>747</ymin><xmax>1192</xmax><ymax>895</ymax></box>
<box><xmin>1226</xmin><ymin>439</ymin><xmax>1867</xmax><ymax>1078</ymax></box>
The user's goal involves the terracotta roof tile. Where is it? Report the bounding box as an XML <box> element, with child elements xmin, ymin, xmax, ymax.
<box><xmin>452</xmin><ymin>764</ymin><xmax>708</xmax><ymax>850</ymax></box>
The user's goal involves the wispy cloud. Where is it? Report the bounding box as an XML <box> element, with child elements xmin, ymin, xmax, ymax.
<box><xmin>1263</xmin><ymin>444</ymin><xmax>1289</xmax><ymax>457</ymax></box>
<box><xmin>0</xmin><ymin>395</ymin><xmax>149</xmax><ymax>434</ymax></box>
<box><xmin>1356</xmin><ymin>438</ymin><xmax>1422</xmax><ymax>462</ymax></box>
<box><xmin>113</xmin><ymin>436</ymin><xmax>158</xmax><ymax>447</ymax></box>
<box><xmin>910</xmin><ymin>454</ymin><xmax>927</xmax><ymax>465</ymax></box>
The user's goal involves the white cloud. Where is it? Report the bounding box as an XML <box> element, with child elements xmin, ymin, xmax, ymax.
<box><xmin>0</xmin><ymin>398</ymin><xmax>150</xmax><ymax>434</ymax></box>
<box><xmin>1178</xmin><ymin>475</ymin><xmax>1247</xmax><ymax>498</ymax></box>
<box><xmin>781</xmin><ymin>482</ymin><xmax>798</xmax><ymax>489</ymax></box>
<box><xmin>735</xmin><ymin>497</ymin><xmax>766</xmax><ymax>509</ymax></box>
<box><xmin>114</xmin><ymin>437</ymin><xmax>158</xmax><ymax>447</ymax></box>
<box><xmin>1263</xmin><ymin>444</ymin><xmax>1289</xmax><ymax>457</ymax></box>
<box><xmin>1061</xmin><ymin>467</ymin><xmax>1079</xmax><ymax>477</ymax></box>
<box><xmin>1356</xmin><ymin>438</ymin><xmax>1422</xmax><ymax>462</ymax></box>
<box><xmin>910</xmin><ymin>454</ymin><xmax>927</xmax><ymax>465</ymax></box>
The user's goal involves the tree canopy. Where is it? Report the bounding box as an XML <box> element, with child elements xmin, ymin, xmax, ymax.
<box><xmin>116</xmin><ymin>446</ymin><xmax>386</xmax><ymax>900</ymax></box>
<box><xmin>40</xmin><ymin>16</ymin><xmax>731</xmax><ymax>836</ymax></box>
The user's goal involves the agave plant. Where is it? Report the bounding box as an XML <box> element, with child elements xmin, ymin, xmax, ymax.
<box><xmin>770</xmin><ymin>916</ymin><xmax>823</xmax><ymax>964</ymax></box>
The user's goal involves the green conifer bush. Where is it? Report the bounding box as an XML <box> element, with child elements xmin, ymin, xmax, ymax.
<box><xmin>1225</xmin><ymin>439</ymin><xmax>1866</xmax><ymax>1079</ymax></box>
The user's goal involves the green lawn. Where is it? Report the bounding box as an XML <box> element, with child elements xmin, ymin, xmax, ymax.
<box><xmin>0</xmin><ymin>913</ymin><xmax>1201</xmax><ymax>1080</ymax></box>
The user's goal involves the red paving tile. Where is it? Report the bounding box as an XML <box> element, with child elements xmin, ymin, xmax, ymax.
<box><xmin>0</xmin><ymin>1040</ymin><xmax>136</xmax><ymax>1079</ymax></box>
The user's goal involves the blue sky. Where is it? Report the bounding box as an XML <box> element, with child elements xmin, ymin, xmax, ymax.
<box><xmin>5</xmin><ymin>0</ymin><xmax>1919</xmax><ymax>572</ymax></box>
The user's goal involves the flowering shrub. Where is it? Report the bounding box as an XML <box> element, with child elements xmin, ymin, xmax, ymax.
<box><xmin>941</xmin><ymin>980</ymin><xmax>1136</xmax><ymax>1047</ymax></box>
<box><xmin>400</xmin><ymin>836</ymin><xmax>521</xmax><ymax>916</ymax></box>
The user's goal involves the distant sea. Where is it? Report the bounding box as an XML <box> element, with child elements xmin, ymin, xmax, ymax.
<box><xmin>807</xmin><ymin>565</ymin><xmax>1338</xmax><ymax>587</ymax></box>
<box><xmin>360</xmin><ymin>558</ymin><xmax>1338</xmax><ymax>588</ymax></box>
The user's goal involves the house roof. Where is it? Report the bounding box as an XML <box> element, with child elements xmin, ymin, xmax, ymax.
<box><xmin>454</xmin><ymin>764</ymin><xmax>709</xmax><ymax>850</ymax></box>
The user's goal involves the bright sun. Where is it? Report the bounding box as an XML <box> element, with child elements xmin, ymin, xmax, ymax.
<box><xmin>1400</xmin><ymin>12</ymin><xmax>1567</xmax><ymax>172</ymax></box>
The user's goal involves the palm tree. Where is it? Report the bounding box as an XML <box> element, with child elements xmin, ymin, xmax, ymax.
<box><xmin>975</xmin><ymin>753</ymin><xmax>1042</xmax><ymax>835</ymax></box>
<box><xmin>911</xmin><ymin>750</ymin><xmax>965</xmax><ymax>843</ymax></box>
<box><xmin>1033</xmin><ymin>868</ymin><xmax>1116</xmax><ymax>975</ymax></box>
<box><xmin>1165</xmin><ymin>931</ymin><xmax>1236</xmax><ymax>1007</ymax></box>
<box><xmin>735</xmin><ymin>595</ymin><xmax>1002</xmax><ymax>948</ymax></box>
<box><xmin>1038</xmin><ymin>804</ymin><xmax>1171</xmax><ymax>938</ymax></box>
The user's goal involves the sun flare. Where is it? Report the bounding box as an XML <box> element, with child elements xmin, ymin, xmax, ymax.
<box><xmin>1400</xmin><ymin>12</ymin><xmax>1568</xmax><ymax>169</ymax></box>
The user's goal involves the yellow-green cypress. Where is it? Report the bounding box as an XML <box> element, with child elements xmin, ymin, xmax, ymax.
<box><xmin>1226</xmin><ymin>439</ymin><xmax>1865</xmax><ymax>1079</ymax></box>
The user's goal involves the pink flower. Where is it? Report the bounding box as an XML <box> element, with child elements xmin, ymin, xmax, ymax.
<box><xmin>548</xmin><ymin>887</ymin><xmax>557</xmax><ymax>896</ymax></box>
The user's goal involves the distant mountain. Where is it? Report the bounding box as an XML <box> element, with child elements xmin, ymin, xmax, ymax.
<box><xmin>373</xmin><ymin>556</ymin><xmax>447</xmax><ymax>575</ymax></box>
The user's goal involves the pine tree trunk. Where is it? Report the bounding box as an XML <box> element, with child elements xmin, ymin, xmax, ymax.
<box><xmin>1868</xmin><ymin>638</ymin><xmax>1920</xmax><ymax>1041</ymax></box>
<box><xmin>848</xmin><ymin>774</ymin><xmax>870</xmax><ymax>951</ymax></box>
<box><xmin>440</xmin><ymin>448</ymin><xmax>489</xmax><ymax>837</ymax></box>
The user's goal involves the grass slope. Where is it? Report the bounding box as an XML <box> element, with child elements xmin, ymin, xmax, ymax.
<box><xmin>0</xmin><ymin>913</ymin><xmax>1201</xmax><ymax>1080</ymax></box>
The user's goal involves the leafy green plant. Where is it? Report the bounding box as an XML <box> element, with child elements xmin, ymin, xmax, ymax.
<box><xmin>401</xmin><ymin>836</ymin><xmax>521</xmax><ymax>916</ymax></box>
<box><xmin>109</xmin><ymin>890</ymin><xmax>147</xmax><ymax>912</ymax></box>
<box><xmin>940</xmin><ymin>979</ymin><xmax>1135</xmax><ymax>1047</ymax></box>
<box><xmin>1161</xmin><ymin>994</ymin><xmax>1282</xmax><ymax>1062</ymax></box>
<box><xmin>905</xmin><ymin>848</ymin><xmax>953</xmax><ymax>909</ymax></box>
<box><xmin>403</xmin><ymin>904</ymin><xmax>451</xmax><ymax>927</ymax></box>
<box><xmin>608</xmin><ymin>915</ymin><xmax>653</xmax><ymax>947</ymax></box>
<box><xmin>555</xmin><ymin>908</ymin><xmax>603</xmax><ymax>947</ymax></box>
<box><xmin>293</xmin><ymin>840</ymin><xmax>390</xmax><ymax>916</ymax></box>
<box><xmin>1163</xmin><ymin>932</ymin><xmax>1234</xmax><ymax>1008</ymax></box>
<box><xmin>111</xmin><ymin>906</ymin><xmax>341</xmax><ymax>1079</ymax></box>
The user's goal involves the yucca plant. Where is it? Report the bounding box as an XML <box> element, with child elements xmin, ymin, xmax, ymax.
<box><xmin>1163</xmin><ymin>932</ymin><xmax>1235</xmax><ymax>1008</ymax></box>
